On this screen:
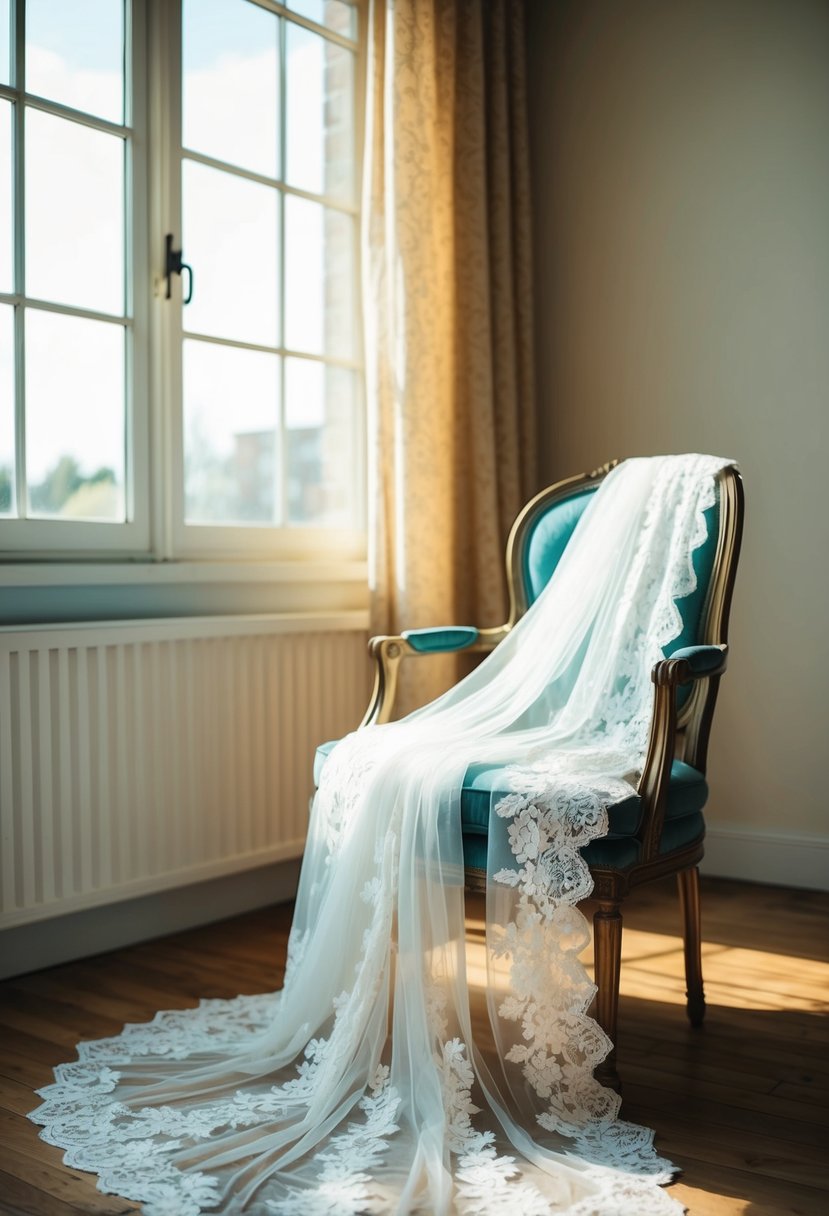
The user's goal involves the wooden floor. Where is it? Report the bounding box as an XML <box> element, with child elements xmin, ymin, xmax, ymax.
<box><xmin>0</xmin><ymin>876</ymin><xmax>826</xmax><ymax>1215</ymax></box>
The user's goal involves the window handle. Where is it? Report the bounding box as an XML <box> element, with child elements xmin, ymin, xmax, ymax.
<box><xmin>164</xmin><ymin>234</ymin><xmax>194</xmax><ymax>305</ymax></box>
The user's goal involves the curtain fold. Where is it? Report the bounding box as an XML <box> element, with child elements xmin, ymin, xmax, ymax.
<box><xmin>363</xmin><ymin>0</ymin><xmax>538</xmax><ymax>710</ymax></box>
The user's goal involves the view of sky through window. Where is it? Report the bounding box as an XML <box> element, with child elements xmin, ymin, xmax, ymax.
<box><xmin>26</xmin><ymin>0</ymin><xmax>123</xmax><ymax>122</ymax></box>
<box><xmin>181</xmin><ymin>0</ymin><xmax>359</xmax><ymax>529</ymax></box>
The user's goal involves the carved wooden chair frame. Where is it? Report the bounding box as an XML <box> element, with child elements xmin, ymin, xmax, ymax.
<box><xmin>360</xmin><ymin>460</ymin><xmax>745</xmax><ymax>1085</ymax></box>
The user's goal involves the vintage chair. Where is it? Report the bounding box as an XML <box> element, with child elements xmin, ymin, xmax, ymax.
<box><xmin>315</xmin><ymin>459</ymin><xmax>744</xmax><ymax>1084</ymax></box>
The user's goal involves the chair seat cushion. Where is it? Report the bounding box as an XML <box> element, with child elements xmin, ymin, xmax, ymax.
<box><xmin>457</xmin><ymin>757</ymin><xmax>707</xmax><ymax>837</ymax></box>
<box><xmin>314</xmin><ymin>741</ymin><xmax>707</xmax><ymax>871</ymax></box>
<box><xmin>461</xmin><ymin>811</ymin><xmax>705</xmax><ymax>873</ymax></box>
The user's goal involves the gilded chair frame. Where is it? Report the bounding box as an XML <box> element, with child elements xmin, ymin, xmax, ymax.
<box><xmin>360</xmin><ymin>459</ymin><xmax>745</xmax><ymax>1084</ymax></box>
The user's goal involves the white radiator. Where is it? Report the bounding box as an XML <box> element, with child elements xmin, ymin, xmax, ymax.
<box><xmin>0</xmin><ymin>613</ymin><xmax>370</xmax><ymax>930</ymax></box>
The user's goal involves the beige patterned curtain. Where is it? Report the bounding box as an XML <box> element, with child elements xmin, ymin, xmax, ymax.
<box><xmin>363</xmin><ymin>0</ymin><xmax>537</xmax><ymax>710</ymax></box>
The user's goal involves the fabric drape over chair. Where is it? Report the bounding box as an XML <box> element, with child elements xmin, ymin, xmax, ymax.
<box><xmin>363</xmin><ymin>0</ymin><xmax>538</xmax><ymax>710</ymax></box>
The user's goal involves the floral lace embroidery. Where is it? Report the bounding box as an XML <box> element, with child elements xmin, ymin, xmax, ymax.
<box><xmin>485</xmin><ymin>460</ymin><xmax>720</xmax><ymax>1193</ymax></box>
<box><xmin>29</xmin><ymin>458</ymin><xmax>722</xmax><ymax>1216</ymax></box>
<box><xmin>265</xmin><ymin>1066</ymin><xmax>402</xmax><ymax>1216</ymax></box>
<box><xmin>436</xmin><ymin>1037</ymin><xmax>553</xmax><ymax>1215</ymax></box>
<box><xmin>491</xmin><ymin>776</ymin><xmax>673</xmax><ymax>1173</ymax></box>
<box><xmin>316</xmin><ymin>727</ymin><xmax>386</xmax><ymax>862</ymax></box>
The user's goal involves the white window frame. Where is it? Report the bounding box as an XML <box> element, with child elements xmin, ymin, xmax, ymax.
<box><xmin>0</xmin><ymin>0</ymin><xmax>367</xmax><ymax>567</ymax></box>
<box><xmin>0</xmin><ymin>0</ymin><xmax>151</xmax><ymax>558</ymax></box>
<box><xmin>155</xmin><ymin>0</ymin><xmax>367</xmax><ymax>563</ymax></box>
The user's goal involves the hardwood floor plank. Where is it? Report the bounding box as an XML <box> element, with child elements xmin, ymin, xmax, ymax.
<box><xmin>0</xmin><ymin>1000</ymin><xmax>123</xmax><ymax>1051</ymax></box>
<box><xmin>0</xmin><ymin>1027</ymin><xmax>71</xmax><ymax>1070</ymax></box>
<box><xmin>619</xmin><ymin>1024</ymin><xmax>829</xmax><ymax>1080</ymax></box>
<box><xmin>0</xmin><ymin>1155</ymin><xmax>137</xmax><ymax>1216</ymax></box>
<box><xmin>645</xmin><ymin>1114</ymin><xmax>826</xmax><ymax>1189</ymax></box>
<box><xmin>622</xmin><ymin>1079</ymin><xmax>828</xmax><ymax>1149</ymax></box>
<box><xmin>771</xmin><ymin>1079</ymin><xmax>829</xmax><ymax>1108</ymax></box>
<box><xmin>0</xmin><ymin>876</ymin><xmax>825</xmax><ymax>1216</ymax></box>
<box><xmin>670</xmin><ymin>1158</ymin><xmax>828</xmax><ymax>1216</ymax></box>
<box><xmin>0</xmin><ymin>1074</ymin><xmax>41</xmax><ymax>1117</ymax></box>
<box><xmin>623</xmin><ymin>1061</ymin><xmax>829</xmax><ymax>1133</ymax></box>
<box><xmin>0</xmin><ymin>1170</ymin><xmax>82</xmax><ymax>1216</ymax></box>
<box><xmin>0</xmin><ymin>1049</ymin><xmax>55</xmax><ymax>1090</ymax></box>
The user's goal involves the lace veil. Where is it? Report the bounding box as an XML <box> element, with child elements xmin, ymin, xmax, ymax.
<box><xmin>30</xmin><ymin>454</ymin><xmax>732</xmax><ymax>1215</ymax></box>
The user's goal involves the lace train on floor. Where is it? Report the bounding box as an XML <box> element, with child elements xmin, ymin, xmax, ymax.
<box><xmin>29</xmin><ymin>456</ymin><xmax>726</xmax><ymax>1215</ymax></box>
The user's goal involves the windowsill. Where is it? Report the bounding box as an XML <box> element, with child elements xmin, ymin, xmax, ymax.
<box><xmin>0</xmin><ymin>558</ymin><xmax>370</xmax><ymax>628</ymax></box>
<box><xmin>0</xmin><ymin>558</ymin><xmax>369</xmax><ymax>587</ymax></box>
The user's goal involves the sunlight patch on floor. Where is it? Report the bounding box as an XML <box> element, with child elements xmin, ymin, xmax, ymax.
<box><xmin>669</xmin><ymin>1183</ymin><xmax>754</xmax><ymax>1216</ymax></box>
<box><xmin>463</xmin><ymin>921</ymin><xmax>829</xmax><ymax>1014</ymax></box>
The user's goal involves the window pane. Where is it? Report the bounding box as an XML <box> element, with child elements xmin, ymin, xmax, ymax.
<box><xmin>183</xmin><ymin>160</ymin><xmax>278</xmax><ymax>347</ymax></box>
<box><xmin>184</xmin><ymin>339</ymin><xmax>280</xmax><ymax>525</ymax></box>
<box><xmin>0</xmin><ymin>0</ymin><xmax>10</xmax><ymax>86</ymax></box>
<box><xmin>286</xmin><ymin>22</ymin><xmax>354</xmax><ymax>201</ymax></box>
<box><xmin>287</xmin><ymin>0</ymin><xmax>356</xmax><ymax>39</ymax></box>
<box><xmin>26</xmin><ymin>109</ymin><xmax>124</xmax><ymax>315</ymax></box>
<box><xmin>183</xmin><ymin>0</ymin><xmax>278</xmax><ymax>179</ymax></box>
<box><xmin>26</xmin><ymin>310</ymin><xmax>125</xmax><ymax>521</ymax></box>
<box><xmin>0</xmin><ymin>304</ymin><xmax>14</xmax><ymax>516</ymax></box>
<box><xmin>285</xmin><ymin>358</ymin><xmax>357</xmax><ymax>527</ymax></box>
<box><xmin>285</xmin><ymin>195</ymin><xmax>353</xmax><ymax>358</ymax></box>
<box><xmin>0</xmin><ymin>100</ymin><xmax>12</xmax><ymax>293</ymax></box>
<box><xmin>26</xmin><ymin>0</ymin><xmax>124</xmax><ymax>124</ymax></box>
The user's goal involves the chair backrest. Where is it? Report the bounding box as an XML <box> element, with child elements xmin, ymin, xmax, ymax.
<box><xmin>503</xmin><ymin>459</ymin><xmax>744</xmax><ymax>770</ymax></box>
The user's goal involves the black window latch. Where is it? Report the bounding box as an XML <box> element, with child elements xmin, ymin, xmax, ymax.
<box><xmin>165</xmin><ymin>234</ymin><xmax>194</xmax><ymax>305</ymax></box>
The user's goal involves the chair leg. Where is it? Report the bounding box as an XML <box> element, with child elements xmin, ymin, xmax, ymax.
<box><xmin>677</xmin><ymin>866</ymin><xmax>706</xmax><ymax>1027</ymax></box>
<box><xmin>593</xmin><ymin>898</ymin><xmax>623</xmax><ymax>1090</ymax></box>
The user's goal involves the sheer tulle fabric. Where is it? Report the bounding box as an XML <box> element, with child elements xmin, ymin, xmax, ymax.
<box><xmin>30</xmin><ymin>455</ymin><xmax>730</xmax><ymax>1215</ymax></box>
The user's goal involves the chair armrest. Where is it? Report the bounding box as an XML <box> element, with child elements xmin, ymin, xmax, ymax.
<box><xmin>401</xmin><ymin>626</ymin><xmax>480</xmax><ymax>653</ymax></box>
<box><xmin>637</xmin><ymin>644</ymin><xmax>728</xmax><ymax>859</ymax></box>
<box><xmin>657</xmin><ymin>644</ymin><xmax>728</xmax><ymax>683</ymax></box>
<box><xmin>360</xmin><ymin>624</ymin><xmax>509</xmax><ymax>726</ymax></box>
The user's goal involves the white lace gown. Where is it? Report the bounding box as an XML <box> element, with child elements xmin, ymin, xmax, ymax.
<box><xmin>29</xmin><ymin>454</ymin><xmax>730</xmax><ymax>1215</ymax></box>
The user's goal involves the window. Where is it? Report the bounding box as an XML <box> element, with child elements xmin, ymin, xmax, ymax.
<box><xmin>0</xmin><ymin>0</ymin><xmax>364</xmax><ymax>563</ymax></box>
<box><xmin>0</xmin><ymin>0</ymin><xmax>147</xmax><ymax>554</ymax></box>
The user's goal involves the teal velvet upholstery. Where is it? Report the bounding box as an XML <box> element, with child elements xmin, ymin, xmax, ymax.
<box><xmin>314</xmin><ymin>740</ymin><xmax>708</xmax><ymax>873</ymax></box>
<box><xmin>460</xmin><ymin>811</ymin><xmax>706</xmax><ymax>874</ymax></box>
<box><xmin>454</xmin><ymin>758</ymin><xmax>707</xmax><ymax>838</ymax></box>
<box><xmin>402</xmin><ymin>627</ymin><xmax>480</xmax><ymax>653</ymax></box>
<box><xmin>522</xmin><ymin>490</ymin><xmax>719</xmax><ymax>661</ymax></box>
<box><xmin>669</xmin><ymin>644</ymin><xmax>726</xmax><ymax>677</ymax></box>
<box><xmin>314</xmin><ymin>478</ymin><xmax>722</xmax><ymax>877</ymax></box>
<box><xmin>521</xmin><ymin>487</ymin><xmax>720</xmax><ymax>707</ymax></box>
<box><xmin>523</xmin><ymin>489</ymin><xmax>596</xmax><ymax>605</ymax></box>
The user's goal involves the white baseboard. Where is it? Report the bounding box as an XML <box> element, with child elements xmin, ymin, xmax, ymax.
<box><xmin>2</xmin><ymin>829</ymin><xmax>823</xmax><ymax>981</ymax></box>
<box><xmin>0</xmin><ymin>858</ymin><xmax>301</xmax><ymax>981</ymax></box>
<box><xmin>701</xmin><ymin>824</ymin><xmax>829</xmax><ymax>891</ymax></box>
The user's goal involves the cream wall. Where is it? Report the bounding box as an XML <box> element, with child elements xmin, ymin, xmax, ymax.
<box><xmin>526</xmin><ymin>0</ymin><xmax>829</xmax><ymax>887</ymax></box>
